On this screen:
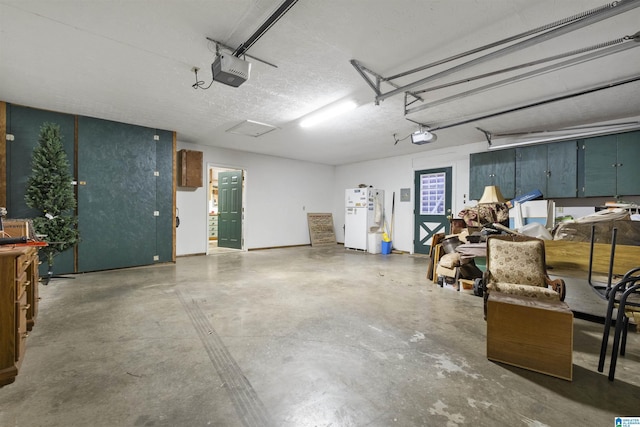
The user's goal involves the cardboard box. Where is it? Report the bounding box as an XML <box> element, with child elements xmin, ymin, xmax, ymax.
<box><xmin>1</xmin><ymin>219</ymin><xmax>29</xmax><ymax>238</ymax></box>
<box><xmin>458</xmin><ymin>279</ymin><xmax>474</xmax><ymax>293</ymax></box>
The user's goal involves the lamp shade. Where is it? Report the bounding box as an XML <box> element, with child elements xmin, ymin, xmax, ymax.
<box><xmin>478</xmin><ymin>185</ymin><xmax>506</xmax><ymax>204</ymax></box>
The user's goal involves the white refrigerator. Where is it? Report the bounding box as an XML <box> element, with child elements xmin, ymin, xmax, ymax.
<box><xmin>345</xmin><ymin>188</ymin><xmax>384</xmax><ymax>250</ymax></box>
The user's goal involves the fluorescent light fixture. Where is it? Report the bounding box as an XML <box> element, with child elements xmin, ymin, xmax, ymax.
<box><xmin>300</xmin><ymin>100</ymin><xmax>357</xmax><ymax>128</ymax></box>
<box><xmin>487</xmin><ymin>121</ymin><xmax>640</xmax><ymax>150</ymax></box>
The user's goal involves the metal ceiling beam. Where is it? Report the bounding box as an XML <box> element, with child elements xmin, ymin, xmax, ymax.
<box><xmin>350</xmin><ymin>60</ymin><xmax>382</xmax><ymax>97</ymax></box>
<box><xmin>422</xmin><ymin>74</ymin><xmax>640</xmax><ymax>132</ymax></box>
<box><xmin>350</xmin><ymin>60</ymin><xmax>424</xmax><ymax>104</ymax></box>
<box><xmin>233</xmin><ymin>0</ymin><xmax>299</xmax><ymax>57</ymax></box>
<box><xmin>486</xmin><ymin>122</ymin><xmax>640</xmax><ymax>150</ymax></box>
<box><xmin>408</xmin><ymin>32</ymin><xmax>637</xmax><ymax>98</ymax></box>
<box><xmin>375</xmin><ymin>0</ymin><xmax>640</xmax><ymax>103</ymax></box>
<box><xmin>405</xmin><ymin>35</ymin><xmax>640</xmax><ymax>115</ymax></box>
<box><xmin>385</xmin><ymin>1</ymin><xmax>614</xmax><ymax>81</ymax></box>
<box><xmin>206</xmin><ymin>37</ymin><xmax>278</xmax><ymax>68</ymax></box>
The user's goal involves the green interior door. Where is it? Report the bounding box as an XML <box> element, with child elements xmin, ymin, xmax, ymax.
<box><xmin>414</xmin><ymin>167</ymin><xmax>452</xmax><ymax>255</ymax></box>
<box><xmin>218</xmin><ymin>170</ymin><xmax>243</xmax><ymax>249</ymax></box>
<box><xmin>77</xmin><ymin>117</ymin><xmax>157</xmax><ymax>271</ymax></box>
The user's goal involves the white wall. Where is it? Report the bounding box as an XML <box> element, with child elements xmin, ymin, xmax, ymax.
<box><xmin>334</xmin><ymin>142</ymin><xmax>486</xmax><ymax>253</ymax></box>
<box><xmin>177</xmin><ymin>139</ymin><xmax>635</xmax><ymax>256</ymax></box>
<box><xmin>176</xmin><ymin>142</ymin><xmax>336</xmax><ymax>256</ymax></box>
<box><xmin>176</xmin><ymin>140</ymin><xmax>488</xmax><ymax>256</ymax></box>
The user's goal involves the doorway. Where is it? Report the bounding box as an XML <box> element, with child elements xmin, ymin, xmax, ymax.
<box><xmin>413</xmin><ymin>167</ymin><xmax>452</xmax><ymax>255</ymax></box>
<box><xmin>207</xmin><ymin>165</ymin><xmax>245</xmax><ymax>254</ymax></box>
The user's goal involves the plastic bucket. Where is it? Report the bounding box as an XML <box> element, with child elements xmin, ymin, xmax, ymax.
<box><xmin>381</xmin><ymin>241</ymin><xmax>392</xmax><ymax>255</ymax></box>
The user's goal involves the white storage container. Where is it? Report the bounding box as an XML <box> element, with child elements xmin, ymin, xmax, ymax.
<box><xmin>367</xmin><ymin>232</ymin><xmax>382</xmax><ymax>254</ymax></box>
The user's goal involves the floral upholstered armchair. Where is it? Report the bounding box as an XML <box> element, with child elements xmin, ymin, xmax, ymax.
<box><xmin>482</xmin><ymin>234</ymin><xmax>566</xmax><ymax>317</ymax></box>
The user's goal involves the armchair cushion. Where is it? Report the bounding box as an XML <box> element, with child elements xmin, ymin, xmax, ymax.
<box><xmin>487</xmin><ymin>282</ymin><xmax>560</xmax><ymax>300</ymax></box>
<box><xmin>487</xmin><ymin>239</ymin><xmax>546</xmax><ymax>288</ymax></box>
<box><xmin>439</xmin><ymin>252</ymin><xmax>461</xmax><ymax>268</ymax></box>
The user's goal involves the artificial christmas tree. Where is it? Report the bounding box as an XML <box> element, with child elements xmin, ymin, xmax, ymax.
<box><xmin>25</xmin><ymin>122</ymin><xmax>79</xmax><ymax>282</ymax></box>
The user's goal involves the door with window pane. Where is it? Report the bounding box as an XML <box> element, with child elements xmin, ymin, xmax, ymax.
<box><xmin>414</xmin><ymin>167</ymin><xmax>452</xmax><ymax>255</ymax></box>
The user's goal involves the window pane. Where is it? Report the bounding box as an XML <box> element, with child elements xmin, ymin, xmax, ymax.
<box><xmin>419</xmin><ymin>172</ymin><xmax>446</xmax><ymax>215</ymax></box>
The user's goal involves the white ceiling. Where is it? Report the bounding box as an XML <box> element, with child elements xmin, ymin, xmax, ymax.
<box><xmin>1</xmin><ymin>0</ymin><xmax>639</xmax><ymax>166</ymax></box>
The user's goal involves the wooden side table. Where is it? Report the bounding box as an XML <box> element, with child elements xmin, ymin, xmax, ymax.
<box><xmin>487</xmin><ymin>292</ymin><xmax>573</xmax><ymax>381</ymax></box>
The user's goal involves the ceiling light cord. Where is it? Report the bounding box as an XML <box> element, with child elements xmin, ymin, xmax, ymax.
<box><xmin>191</xmin><ymin>67</ymin><xmax>213</xmax><ymax>90</ymax></box>
<box><xmin>393</xmin><ymin>133</ymin><xmax>412</xmax><ymax>145</ymax></box>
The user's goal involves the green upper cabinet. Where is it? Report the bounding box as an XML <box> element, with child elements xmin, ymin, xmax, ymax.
<box><xmin>580</xmin><ymin>131</ymin><xmax>640</xmax><ymax>197</ymax></box>
<box><xmin>515</xmin><ymin>145</ymin><xmax>547</xmax><ymax>197</ymax></box>
<box><xmin>469</xmin><ymin>149</ymin><xmax>516</xmax><ymax>200</ymax></box>
<box><xmin>616</xmin><ymin>132</ymin><xmax>640</xmax><ymax>197</ymax></box>
<box><xmin>515</xmin><ymin>141</ymin><xmax>577</xmax><ymax>198</ymax></box>
<box><xmin>547</xmin><ymin>141</ymin><xmax>578</xmax><ymax>198</ymax></box>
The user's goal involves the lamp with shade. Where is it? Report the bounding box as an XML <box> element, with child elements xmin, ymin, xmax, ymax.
<box><xmin>478</xmin><ymin>185</ymin><xmax>507</xmax><ymax>204</ymax></box>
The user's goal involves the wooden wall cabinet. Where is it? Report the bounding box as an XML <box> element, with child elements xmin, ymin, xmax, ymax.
<box><xmin>579</xmin><ymin>131</ymin><xmax>640</xmax><ymax>197</ymax></box>
<box><xmin>515</xmin><ymin>140</ymin><xmax>578</xmax><ymax>198</ymax></box>
<box><xmin>0</xmin><ymin>246</ymin><xmax>39</xmax><ymax>386</ymax></box>
<box><xmin>469</xmin><ymin>131</ymin><xmax>640</xmax><ymax>202</ymax></box>
<box><xmin>177</xmin><ymin>149</ymin><xmax>203</xmax><ymax>188</ymax></box>
<box><xmin>469</xmin><ymin>149</ymin><xmax>516</xmax><ymax>200</ymax></box>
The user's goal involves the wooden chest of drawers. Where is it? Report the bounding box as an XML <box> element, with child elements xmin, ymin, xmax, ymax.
<box><xmin>0</xmin><ymin>246</ymin><xmax>39</xmax><ymax>386</ymax></box>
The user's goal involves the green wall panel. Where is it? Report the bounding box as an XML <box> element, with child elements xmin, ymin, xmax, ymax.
<box><xmin>6</xmin><ymin>105</ymin><xmax>175</xmax><ymax>274</ymax></box>
<box><xmin>6</xmin><ymin>104</ymin><xmax>76</xmax><ymax>275</ymax></box>
<box><xmin>155</xmin><ymin>129</ymin><xmax>174</xmax><ymax>263</ymax></box>
<box><xmin>6</xmin><ymin>105</ymin><xmax>75</xmax><ymax>217</ymax></box>
<box><xmin>77</xmin><ymin>117</ymin><xmax>157</xmax><ymax>272</ymax></box>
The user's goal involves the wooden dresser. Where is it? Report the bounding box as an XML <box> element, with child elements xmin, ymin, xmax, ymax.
<box><xmin>0</xmin><ymin>246</ymin><xmax>39</xmax><ymax>386</ymax></box>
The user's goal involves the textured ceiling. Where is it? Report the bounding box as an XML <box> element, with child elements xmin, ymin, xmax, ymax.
<box><xmin>1</xmin><ymin>0</ymin><xmax>639</xmax><ymax>165</ymax></box>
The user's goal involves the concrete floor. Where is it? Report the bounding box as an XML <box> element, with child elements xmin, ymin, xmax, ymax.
<box><xmin>1</xmin><ymin>245</ymin><xmax>639</xmax><ymax>427</ymax></box>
